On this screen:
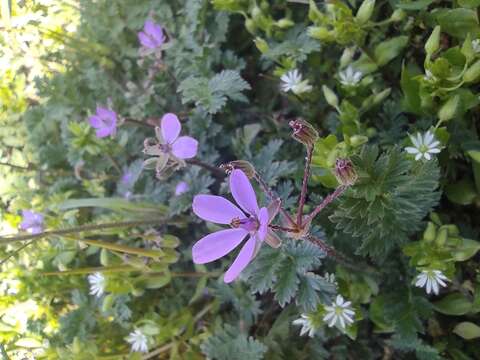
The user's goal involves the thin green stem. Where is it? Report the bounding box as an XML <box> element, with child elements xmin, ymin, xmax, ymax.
<box><xmin>297</xmin><ymin>146</ymin><xmax>313</xmax><ymax>227</ymax></box>
<box><xmin>0</xmin><ymin>219</ymin><xmax>168</xmax><ymax>244</ymax></box>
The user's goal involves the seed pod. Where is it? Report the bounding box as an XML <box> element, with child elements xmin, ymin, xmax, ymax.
<box><xmin>334</xmin><ymin>158</ymin><xmax>358</xmax><ymax>186</ymax></box>
<box><xmin>220</xmin><ymin>160</ymin><xmax>256</xmax><ymax>178</ymax></box>
<box><xmin>356</xmin><ymin>0</ymin><xmax>375</xmax><ymax>25</ymax></box>
<box><xmin>289</xmin><ymin>119</ymin><xmax>319</xmax><ymax>147</ymax></box>
<box><xmin>322</xmin><ymin>85</ymin><xmax>339</xmax><ymax>108</ymax></box>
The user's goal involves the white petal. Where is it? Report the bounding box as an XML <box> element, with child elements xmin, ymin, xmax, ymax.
<box><xmin>432</xmin><ymin>279</ymin><xmax>439</xmax><ymax>295</ymax></box>
<box><xmin>405</xmin><ymin>147</ymin><xmax>419</xmax><ymax>154</ymax></box>
<box><xmin>338</xmin><ymin>315</ymin><xmax>346</xmax><ymax>329</ymax></box>
<box><xmin>328</xmin><ymin>315</ymin><xmax>338</xmax><ymax>327</ymax></box>
<box><xmin>424</xmin><ymin>152</ymin><xmax>432</xmax><ymax>160</ymax></box>
<box><xmin>323</xmin><ymin>312</ymin><xmax>335</xmax><ymax>322</ymax></box>
<box><xmin>426</xmin><ymin>278</ymin><xmax>432</xmax><ymax>294</ymax></box>
<box><xmin>415</xmin><ymin>153</ymin><xmax>423</xmax><ymax>161</ymax></box>
<box><xmin>428</xmin><ymin>148</ymin><xmax>441</xmax><ymax>154</ymax></box>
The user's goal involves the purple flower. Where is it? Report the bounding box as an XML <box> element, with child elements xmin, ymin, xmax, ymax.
<box><xmin>19</xmin><ymin>210</ymin><xmax>44</xmax><ymax>234</ymax></box>
<box><xmin>138</xmin><ymin>20</ymin><xmax>165</xmax><ymax>49</ymax></box>
<box><xmin>175</xmin><ymin>181</ymin><xmax>189</xmax><ymax>196</ymax></box>
<box><xmin>158</xmin><ymin>113</ymin><xmax>198</xmax><ymax>159</ymax></box>
<box><xmin>88</xmin><ymin>107</ymin><xmax>117</xmax><ymax>138</ymax></box>
<box><xmin>192</xmin><ymin>169</ymin><xmax>280</xmax><ymax>283</ymax></box>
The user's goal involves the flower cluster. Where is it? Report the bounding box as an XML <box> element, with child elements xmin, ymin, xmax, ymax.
<box><xmin>88</xmin><ymin>106</ymin><xmax>117</xmax><ymax>138</ymax></box>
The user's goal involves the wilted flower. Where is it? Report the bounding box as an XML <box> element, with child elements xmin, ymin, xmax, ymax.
<box><xmin>415</xmin><ymin>269</ymin><xmax>448</xmax><ymax>295</ymax></box>
<box><xmin>323</xmin><ymin>295</ymin><xmax>355</xmax><ymax>329</ymax></box>
<box><xmin>334</xmin><ymin>159</ymin><xmax>357</xmax><ymax>186</ymax></box>
<box><xmin>88</xmin><ymin>272</ymin><xmax>105</xmax><ymax>297</ymax></box>
<box><xmin>472</xmin><ymin>39</ymin><xmax>480</xmax><ymax>53</ymax></box>
<box><xmin>143</xmin><ymin>113</ymin><xmax>198</xmax><ymax>177</ymax></box>
<box><xmin>338</xmin><ymin>66</ymin><xmax>362</xmax><ymax>86</ymax></box>
<box><xmin>125</xmin><ymin>329</ymin><xmax>149</xmax><ymax>353</ymax></box>
<box><xmin>192</xmin><ymin>169</ymin><xmax>280</xmax><ymax>283</ymax></box>
<box><xmin>88</xmin><ymin>107</ymin><xmax>117</xmax><ymax>138</ymax></box>
<box><xmin>19</xmin><ymin>210</ymin><xmax>44</xmax><ymax>234</ymax></box>
<box><xmin>405</xmin><ymin>131</ymin><xmax>441</xmax><ymax>161</ymax></box>
<box><xmin>292</xmin><ymin>314</ymin><xmax>317</xmax><ymax>337</ymax></box>
<box><xmin>138</xmin><ymin>20</ymin><xmax>165</xmax><ymax>49</ymax></box>
<box><xmin>175</xmin><ymin>181</ymin><xmax>189</xmax><ymax>195</ymax></box>
<box><xmin>280</xmin><ymin>69</ymin><xmax>312</xmax><ymax>95</ymax></box>
<box><xmin>289</xmin><ymin>119</ymin><xmax>318</xmax><ymax>147</ymax></box>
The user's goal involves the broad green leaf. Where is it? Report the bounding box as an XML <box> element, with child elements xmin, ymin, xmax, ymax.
<box><xmin>433</xmin><ymin>9</ymin><xmax>480</xmax><ymax>38</ymax></box>
<box><xmin>433</xmin><ymin>293</ymin><xmax>472</xmax><ymax>315</ymax></box>
<box><xmin>453</xmin><ymin>322</ymin><xmax>480</xmax><ymax>340</ymax></box>
<box><xmin>374</xmin><ymin>36</ymin><xmax>408</xmax><ymax>66</ymax></box>
<box><xmin>445</xmin><ymin>179</ymin><xmax>477</xmax><ymax>205</ymax></box>
<box><xmin>450</xmin><ymin>238</ymin><xmax>480</xmax><ymax>261</ymax></box>
<box><xmin>397</xmin><ymin>0</ymin><xmax>434</xmax><ymax>10</ymax></box>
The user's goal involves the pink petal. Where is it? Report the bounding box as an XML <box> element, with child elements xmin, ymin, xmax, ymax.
<box><xmin>145</xmin><ymin>21</ymin><xmax>164</xmax><ymax>45</ymax></box>
<box><xmin>229</xmin><ymin>169</ymin><xmax>259</xmax><ymax>215</ymax></box>
<box><xmin>96</xmin><ymin>107</ymin><xmax>116</xmax><ymax>120</ymax></box>
<box><xmin>138</xmin><ymin>31</ymin><xmax>156</xmax><ymax>48</ymax></box>
<box><xmin>257</xmin><ymin>207</ymin><xmax>269</xmax><ymax>241</ymax></box>
<box><xmin>96</xmin><ymin>127</ymin><xmax>112</xmax><ymax>138</ymax></box>
<box><xmin>192</xmin><ymin>228</ymin><xmax>248</xmax><ymax>264</ymax></box>
<box><xmin>172</xmin><ymin>136</ymin><xmax>198</xmax><ymax>159</ymax></box>
<box><xmin>193</xmin><ymin>195</ymin><xmax>245</xmax><ymax>224</ymax></box>
<box><xmin>224</xmin><ymin>236</ymin><xmax>256</xmax><ymax>283</ymax></box>
<box><xmin>89</xmin><ymin>115</ymin><xmax>102</xmax><ymax>128</ymax></box>
<box><xmin>161</xmin><ymin>113</ymin><xmax>181</xmax><ymax>144</ymax></box>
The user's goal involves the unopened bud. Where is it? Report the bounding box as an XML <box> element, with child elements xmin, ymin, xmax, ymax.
<box><xmin>438</xmin><ymin>94</ymin><xmax>459</xmax><ymax>122</ymax></box>
<box><xmin>289</xmin><ymin>119</ymin><xmax>319</xmax><ymax>147</ymax></box>
<box><xmin>463</xmin><ymin>60</ymin><xmax>480</xmax><ymax>83</ymax></box>
<box><xmin>308</xmin><ymin>26</ymin><xmax>333</xmax><ymax>41</ymax></box>
<box><xmin>254</xmin><ymin>37</ymin><xmax>269</xmax><ymax>54</ymax></box>
<box><xmin>425</xmin><ymin>26</ymin><xmax>441</xmax><ymax>57</ymax></box>
<box><xmin>276</xmin><ymin>18</ymin><xmax>294</xmax><ymax>28</ymax></box>
<box><xmin>356</xmin><ymin>0</ymin><xmax>375</xmax><ymax>25</ymax></box>
<box><xmin>322</xmin><ymin>85</ymin><xmax>339</xmax><ymax>108</ymax></box>
<box><xmin>334</xmin><ymin>158</ymin><xmax>357</xmax><ymax>186</ymax></box>
<box><xmin>220</xmin><ymin>160</ymin><xmax>256</xmax><ymax>178</ymax></box>
<box><xmin>423</xmin><ymin>222</ymin><xmax>436</xmax><ymax>243</ymax></box>
<box><xmin>390</xmin><ymin>9</ymin><xmax>406</xmax><ymax>22</ymax></box>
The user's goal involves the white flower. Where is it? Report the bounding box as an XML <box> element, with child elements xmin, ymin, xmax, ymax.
<box><xmin>280</xmin><ymin>70</ymin><xmax>312</xmax><ymax>95</ymax></box>
<box><xmin>323</xmin><ymin>295</ymin><xmax>355</xmax><ymax>329</ymax></box>
<box><xmin>88</xmin><ymin>272</ymin><xmax>105</xmax><ymax>297</ymax></box>
<box><xmin>126</xmin><ymin>329</ymin><xmax>149</xmax><ymax>353</ymax></box>
<box><xmin>338</xmin><ymin>66</ymin><xmax>362</xmax><ymax>86</ymax></box>
<box><xmin>472</xmin><ymin>39</ymin><xmax>480</xmax><ymax>53</ymax></box>
<box><xmin>292</xmin><ymin>314</ymin><xmax>317</xmax><ymax>337</ymax></box>
<box><xmin>415</xmin><ymin>269</ymin><xmax>449</xmax><ymax>295</ymax></box>
<box><xmin>424</xmin><ymin>69</ymin><xmax>436</xmax><ymax>82</ymax></box>
<box><xmin>405</xmin><ymin>130</ymin><xmax>441</xmax><ymax>161</ymax></box>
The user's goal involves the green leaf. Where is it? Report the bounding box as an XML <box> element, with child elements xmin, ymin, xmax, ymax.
<box><xmin>453</xmin><ymin>322</ymin><xmax>480</xmax><ymax>340</ymax></box>
<box><xmin>445</xmin><ymin>179</ymin><xmax>477</xmax><ymax>205</ymax></box>
<box><xmin>433</xmin><ymin>293</ymin><xmax>473</xmax><ymax>315</ymax></box>
<box><xmin>59</xmin><ymin>197</ymin><xmax>166</xmax><ymax>216</ymax></box>
<box><xmin>433</xmin><ymin>9</ymin><xmax>480</xmax><ymax>38</ymax></box>
<box><xmin>451</xmin><ymin>238</ymin><xmax>480</xmax><ymax>261</ymax></box>
<box><xmin>397</xmin><ymin>0</ymin><xmax>434</xmax><ymax>10</ymax></box>
<box><xmin>374</xmin><ymin>36</ymin><xmax>409</xmax><ymax>66</ymax></box>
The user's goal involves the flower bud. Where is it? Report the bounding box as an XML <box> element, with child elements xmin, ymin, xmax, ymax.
<box><xmin>334</xmin><ymin>158</ymin><xmax>357</xmax><ymax>186</ymax></box>
<box><xmin>425</xmin><ymin>26</ymin><xmax>441</xmax><ymax>57</ymax></box>
<box><xmin>390</xmin><ymin>9</ymin><xmax>406</xmax><ymax>22</ymax></box>
<box><xmin>322</xmin><ymin>85</ymin><xmax>339</xmax><ymax>108</ymax></box>
<box><xmin>308</xmin><ymin>26</ymin><xmax>332</xmax><ymax>41</ymax></box>
<box><xmin>438</xmin><ymin>95</ymin><xmax>459</xmax><ymax>122</ymax></box>
<box><xmin>423</xmin><ymin>222</ymin><xmax>436</xmax><ymax>243</ymax></box>
<box><xmin>463</xmin><ymin>59</ymin><xmax>480</xmax><ymax>83</ymax></box>
<box><xmin>245</xmin><ymin>18</ymin><xmax>257</xmax><ymax>34</ymax></box>
<box><xmin>220</xmin><ymin>160</ymin><xmax>256</xmax><ymax>178</ymax></box>
<box><xmin>289</xmin><ymin>119</ymin><xmax>319</xmax><ymax>147</ymax></box>
<box><xmin>435</xmin><ymin>227</ymin><xmax>448</xmax><ymax>247</ymax></box>
<box><xmin>340</xmin><ymin>47</ymin><xmax>356</xmax><ymax>68</ymax></box>
<box><xmin>254</xmin><ymin>37</ymin><xmax>269</xmax><ymax>54</ymax></box>
<box><xmin>276</xmin><ymin>18</ymin><xmax>294</xmax><ymax>28</ymax></box>
<box><xmin>356</xmin><ymin>0</ymin><xmax>375</xmax><ymax>25</ymax></box>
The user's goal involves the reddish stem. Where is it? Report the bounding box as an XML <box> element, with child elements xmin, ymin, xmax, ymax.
<box><xmin>268</xmin><ymin>224</ymin><xmax>297</xmax><ymax>233</ymax></box>
<box><xmin>296</xmin><ymin>146</ymin><xmax>313</xmax><ymax>227</ymax></box>
<box><xmin>303</xmin><ymin>185</ymin><xmax>346</xmax><ymax>225</ymax></box>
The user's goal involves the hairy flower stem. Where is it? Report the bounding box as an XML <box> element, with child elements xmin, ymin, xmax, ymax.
<box><xmin>0</xmin><ymin>219</ymin><xmax>169</xmax><ymax>244</ymax></box>
<box><xmin>296</xmin><ymin>146</ymin><xmax>313</xmax><ymax>227</ymax></box>
<box><xmin>268</xmin><ymin>224</ymin><xmax>298</xmax><ymax>233</ymax></box>
<box><xmin>186</xmin><ymin>159</ymin><xmax>225</xmax><ymax>178</ymax></box>
<box><xmin>303</xmin><ymin>185</ymin><xmax>347</xmax><ymax>225</ymax></box>
<box><xmin>253</xmin><ymin>171</ymin><xmax>296</xmax><ymax>226</ymax></box>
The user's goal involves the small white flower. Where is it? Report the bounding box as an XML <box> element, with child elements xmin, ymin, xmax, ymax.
<box><xmin>280</xmin><ymin>70</ymin><xmax>312</xmax><ymax>95</ymax></box>
<box><xmin>88</xmin><ymin>272</ymin><xmax>105</xmax><ymax>297</ymax></box>
<box><xmin>472</xmin><ymin>39</ymin><xmax>480</xmax><ymax>53</ymax></box>
<box><xmin>338</xmin><ymin>66</ymin><xmax>362</xmax><ymax>86</ymax></box>
<box><xmin>415</xmin><ymin>269</ymin><xmax>449</xmax><ymax>295</ymax></box>
<box><xmin>405</xmin><ymin>130</ymin><xmax>441</xmax><ymax>161</ymax></box>
<box><xmin>126</xmin><ymin>329</ymin><xmax>149</xmax><ymax>353</ymax></box>
<box><xmin>323</xmin><ymin>295</ymin><xmax>355</xmax><ymax>330</ymax></box>
<box><xmin>292</xmin><ymin>314</ymin><xmax>317</xmax><ymax>337</ymax></box>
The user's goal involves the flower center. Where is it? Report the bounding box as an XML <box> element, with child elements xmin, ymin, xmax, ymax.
<box><xmin>231</xmin><ymin>216</ymin><xmax>259</xmax><ymax>233</ymax></box>
<box><xmin>159</xmin><ymin>143</ymin><xmax>172</xmax><ymax>153</ymax></box>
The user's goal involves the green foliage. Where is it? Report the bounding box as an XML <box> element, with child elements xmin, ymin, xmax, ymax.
<box><xmin>178</xmin><ymin>69</ymin><xmax>251</xmax><ymax>114</ymax></box>
<box><xmin>330</xmin><ymin>145</ymin><xmax>441</xmax><ymax>257</ymax></box>
<box><xmin>201</xmin><ymin>325</ymin><xmax>267</xmax><ymax>360</ymax></box>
